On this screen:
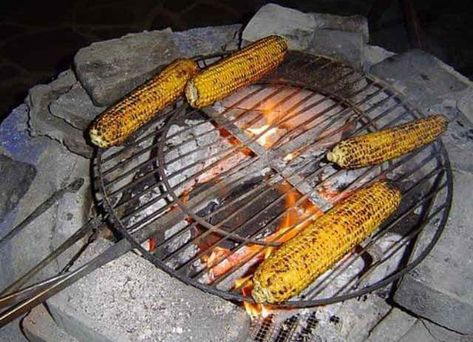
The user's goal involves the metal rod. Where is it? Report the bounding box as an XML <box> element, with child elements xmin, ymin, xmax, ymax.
<box><xmin>0</xmin><ymin>178</ymin><xmax>84</xmax><ymax>250</ymax></box>
<box><xmin>0</xmin><ymin>216</ymin><xmax>101</xmax><ymax>296</ymax></box>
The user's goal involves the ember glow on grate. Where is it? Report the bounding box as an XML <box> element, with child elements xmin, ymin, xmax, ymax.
<box><xmin>95</xmin><ymin>52</ymin><xmax>451</xmax><ymax>328</ymax></box>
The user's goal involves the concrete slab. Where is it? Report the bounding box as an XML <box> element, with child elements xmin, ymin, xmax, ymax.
<box><xmin>22</xmin><ymin>304</ymin><xmax>78</xmax><ymax>342</ymax></box>
<box><xmin>394</xmin><ymin>171</ymin><xmax>473</xmax><ymax>334</ymax></box>
<box><xmin>367</xmin><ymin>308</ymin><xmax>418</xmax><ymax>342</ymax></box>
<box><xmin>398</xmin><ymin>319</ymin><xmax>471</xmax><ymax>342</ymax></box>
<box><xmin>47</xmin><ymin>238</ymin><xmax>250</xmax><ymax>342</ymax></box>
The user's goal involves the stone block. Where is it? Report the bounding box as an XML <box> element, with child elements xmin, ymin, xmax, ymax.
<box><xmin>398</xmin><ymin>320</ymin><xmax>471</xmax><ymax>342</ymax></box>
<box><xmin>74</xmin><ymin>29</ymin><xmax>179</xmax><ymax>106</ymax></box>
<box><xmin>242</xmin><ymin>3</ymin><xmax>317</xmax><ymax>50</ymax></box>
<box><xmin>311</xmin><ymin>12</ymin><xmax>369</xmax><ymax>41</ymax></box>
<box><xmin>0</xmin><ymin>318</ymin><xmax>27</xmax><ymax>342</ymax></box>
<box><xmin>308</xmin><ymin>29</ymin><xmax>364</xmax><ymax>69</ymax></box>
<box><xmin>0</xmin><ymin>154</ymin><xmax>36</xmax><ymax>224</ymax></box>
<box><xmin>394</xmin><ymin>171</ymin><xmax>473</xmax><ymax>334</ymax></box>
<box><xmin>364</xmin><ymin>45</ymin><xmax>396</xmax><ymax>70</ymax></box>
<box><xmin>47</xmin><ymin>239</ymin><xmax>250</xmax><ymax>342</ymax></box>
<box><xmin>371</xmin><ymin>50</ymin><xmax>472</xmax><ymax>113</ymax></box>
<box><xmin>0</xmin><ymin>102</ymin><xmax>91</xmax><ymax>292</ymax></box>
<box><xmin>22</xmin><ymin>304</ymin><xmax>78</xmax><ymax>342</ymax></box>
<box><xmin>366</xmin><ymin>308</ymin><xmax>417</xmax><ymax>342</ymax></box>
<box><xmin>49</xmin><ymin>82</ymin><xmax>105</xmax><ymax>130</ymax></box>
<box><xmin>26</xmin><ymin>70</ymin><xmax>94</xmax><ymax>157</ymax></box>
<box><xmin>312</xmin><ymin>294</ymin><xmax>391</xmax><ymax>342</ymax></box>
<box><xmin>172</xmin><ymin>24</ymin><xmax>241</xmax><ymax>57</ymax></box>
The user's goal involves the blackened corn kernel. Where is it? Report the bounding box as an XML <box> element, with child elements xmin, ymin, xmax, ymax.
<box><xmin>327</xmin><ymin>114</ymin><xmax>448</xmax><ymax>169</ymax></box>
<box><xmin>89</xmin><ymin>58</ymin><xmax>199</xmax><ymax>148</ymax></box>
<box><xmin>252</xmin><ymin>181</ymin><xmax>401</xmax><ymax>304</ymax></box>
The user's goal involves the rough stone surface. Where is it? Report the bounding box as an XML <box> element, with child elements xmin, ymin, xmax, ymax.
<box><xmin>242</xmin><ymin>3</ymin><xmax>317</xmax><ymax>50</ymax></box>
<box><xmin>22</xmin><ymin>304</ymin><xmax>79</xmax><ymax>342</ymax></box>
<box><xmin>311</xmin><ymin>12</ymin><xmax>369</xmax><ymax>41</ymax></box>
<box><xmin>47</xmin><ymin>238</ymin><xmax>250</xmax><ymax>342</ymax></box>
<box><xmin>311</xmin><ymin>294</ymin><xmax>391</xmax><ymax>342</ymax></box>
<box><xmin>367</xmin><ymin>48</ymin><xmax>473</xmax><ymax>336</ymax></box>
<box><xmin>0</xmin><ymin>103</ymin><xmax>91</xmax><ymax>293</ymax></box>
<box><xmin>0</xmin><ymin>154</ymin><xmax>36</xmax><ymax>224</ymax></box>
<box><xmin>172</xmin><ymin>24</ymin><xmax>241</xmax><ymax>57</ymax></box>
<box><xmin>367</xmin><ymin>308</ymin><xmax>418</xmax><ymax>342</ymax></box>
<box><xmin>74</xmin><ymin>28</ymin><xmax>179</xmax><ymax>106</ymax></box>
<box><xmin>364</xmin><ymin>45</ymin><xmax>396</xmax><ymax>70</ymax></box>
<box><xmin>308</xmin><ymin>29</ymin><xmax>364</xmax><ymax>69</ymax></box>
<box><xmin>49</xmin><ymin>81</ymin><xmax>105</xmax><ymax>130</ymax></box>
<box><xmin>26</xmin><ymin>70</ymin><xmax>94</xmax><ymax>157</ymax></box>
<box><xmin>440</xmin><ymin>107</ymin><xmax>473</xmax><ymax>173</ymax></box>
<box><xmin>394</xmin><ymin>171</ymin><xmax>473</xmax><ymax>334</ymax></box>
<box><xmin>398</xmin><ymin>320</ymin><xmax>472</xmax><ymax>342</ymax></box>
<box><xmin>371</xmin><ymin>50</ymin><xmax>472</xmax><ymax>113</ymax></box>
<box><xmin>0</xmin><ymin>318</ymin><xmax>27</xmax><ymax>342</ymax></box>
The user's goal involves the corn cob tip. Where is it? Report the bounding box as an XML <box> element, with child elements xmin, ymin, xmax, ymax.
<box><xmin>89</xmin><ymin>127</ymin><xmax>108</xmax><ymax>148</ymax></box>
<box><xmin>326</xmin><ymin>150</ymin><xmax>338</xmax><ymax>163</ymax></box>
<box><xmin>185</xmin><ymin>80</ymin><xmax>198</xmax><ymax>107</ymax></box>
<box><xmin>251</xmin><ymin>281</ymin><xmax>272</xmax><ymax>303</ymax></box>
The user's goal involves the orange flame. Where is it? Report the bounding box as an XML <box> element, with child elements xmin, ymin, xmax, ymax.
<box><xmin>204</xmin><ymin>183</ymin><xmax>322</xmax><ymax>317</ymax></box>
<box><xmin>247</xmin><ymin>125</ymin><xmax>282</xmax><ymax>148</ymax></box>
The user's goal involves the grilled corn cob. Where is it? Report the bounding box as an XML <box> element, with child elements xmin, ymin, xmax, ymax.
<box><xmin>89</xmin><ymin>58</ymin><xmax>199</xmax><ymax>148</ymax></box>
<box><xmin>185</xmin><ymin>35</ymin><xmax>288</xmax><ymax>109</ymax></box>
<box><xmin>252</xmin><ymin>180</ymin><xmax>401</xmax><ymax>304</ymax></box>
<box><xmin>327</xmin><ymin>114</ymin><xmax>448</xmax><ymax>169</ymax></box>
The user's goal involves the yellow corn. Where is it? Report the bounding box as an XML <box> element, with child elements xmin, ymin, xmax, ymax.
<box><xmin>252</xmin><ymin>180</ymin><xmax>401</xmax><ymax>304</ymax></box>
<box><xmin>89</xmin><ymin>58</ymin><xmax>199</xmax><ymax>148</ymax></box>
<box><xmin>327</xmin><ymin>114</ymin><xmax>448</xmax><ymax>169</ymax></box>
<box><xmin>185</xmin><ymin>35</ymin><xmax>288</xmax><ymax>109</ymax></box>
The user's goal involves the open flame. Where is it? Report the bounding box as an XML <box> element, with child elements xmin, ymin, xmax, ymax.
<box><xmin>247</xmin><ymin>125</ymin><xmax>282</xmax><ymax>148</ymax></box>
<box><xmin>204</xmin><ymin>183</ymin><xmax>322</xmax><ymax>317</ymax></box>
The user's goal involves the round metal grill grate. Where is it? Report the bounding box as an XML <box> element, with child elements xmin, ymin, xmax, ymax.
<box><xmin>94</xmin><ymin>51</ymin><xmax>452</xmax><ymax>308</ymax></box>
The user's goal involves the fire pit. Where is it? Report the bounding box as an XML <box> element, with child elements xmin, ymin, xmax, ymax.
<box><xmin>2</xmin><ymin>4</ymin><xmax>472</xmax><ymax>341</ymax></box>
<box><xmin>95</xmin><ymin>51</ymin><xmax>452</xmax><ymax>321</ymax></box>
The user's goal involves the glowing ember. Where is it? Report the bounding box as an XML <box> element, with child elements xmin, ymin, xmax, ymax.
<box><xmin>283</xmin><ymin>152</ymin><xmax>297</xmax><ymax>162</ymax></box>
<box><xmin>247</xmin><ymin>125</ymin><xmax>284</xmax><ymax>148</ymax></box>
<box><xmin>203</xmin><ymin>184</ymin><xmax>323</xmax><ymax>317</ymax></box>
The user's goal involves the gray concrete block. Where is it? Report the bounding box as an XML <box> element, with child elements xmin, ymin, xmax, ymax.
<box><xmin>242</xmin><ymin>3</ymin><xmax>317</xmax><ymax>50</ymax></box>
<box><xmin>394</xmin><ymin>171</ymin><xmax>473</xmax><ymax>334</ymax></box>
<box><xmin>311</xmin><ymin>12</ymin><xmax>369</xmax><ymax>41</ymax></box>
<box><xmin>22</xmin><ymin>304</ymin><xmax>78</xmax><ymax>342</ymax></box>
<box><xmin>74</xmin><ymin>29</ymin><xmax>179</xmax><ymax>107</ymax></box>
<box><xmin>0</xmin><ymin>135</ymin><xmax>90</xmax><ymax>292</ymax></box>
<box><xmin>26</xmin><ymin>70</ymin><xmax>94</xmax><ymax>158</ymax></box>
<box><xmin>172</xmin><ymin>24</ymin><xmax>241</xmax><ymax>57</ymax></box>
<box><xmin>364</xmin><ymin>45</ymin><xmax>396</xmax><ymax>70</ymax></box>
<box><xmin>367</xmin><ymin>308</ymin><xmax>417</xmax><ymax>342</ymax></box>
<box><xmin>0</xmin><ymin>318</ymin><xmax>28</xmax><ymax>342</ymax></box>
<box><xmin>49</xmin><ymin>82</ymin><xmax>105</xmax><ymax>131</ymax></box>
<box><xmin>0</xmin><ymin>154</ymin><xmax>36</xmax><ymax>224</ymax></box>
<box><xmin>398</xmin><ymin>320</ymin><xmax>471</xmax><ymax>342</ymax></box>
<box><xmin>370</xmin><ymin>50</ymin><xmax>472</xmax><ymax>116</ymax></box>
<box><xmin>312</xmin><ymin>294</ymin><xmax>391</xmax><ymax>342</ymax></box>
<box><xmin>47</xmin><ymin>239</ymin><xmax>250</xmax><ymax>342</ymax></box>
<box><xmin>307</xmin><ymin>29</ymin><xmax>364</xmax><ymax>69</ymax></box>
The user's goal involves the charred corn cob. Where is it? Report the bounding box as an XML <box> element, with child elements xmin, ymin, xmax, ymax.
<box><xmin>252</xmin><ymin>180</ymin><xmax>401</xmax><ymax>304</ymax></box>
<box><xmin>327</xmin><ymin>114</ymin><xmax>448</xmax><ymax>169</ymax></box>
<box><xmin>89</xmin><ymin>58</ymin><xmax>199</xmax><ymax>148</ymax></box>
<box><xmin>185</xmin><ymin>35</ymin><xmax>288</xmax><ymax>109</ymax></box>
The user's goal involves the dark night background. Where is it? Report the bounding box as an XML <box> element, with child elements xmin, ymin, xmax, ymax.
<box><xmin>0</xmin><ymin>0</ymin><xmax>472</xmax><ymax>121</ymax></box>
